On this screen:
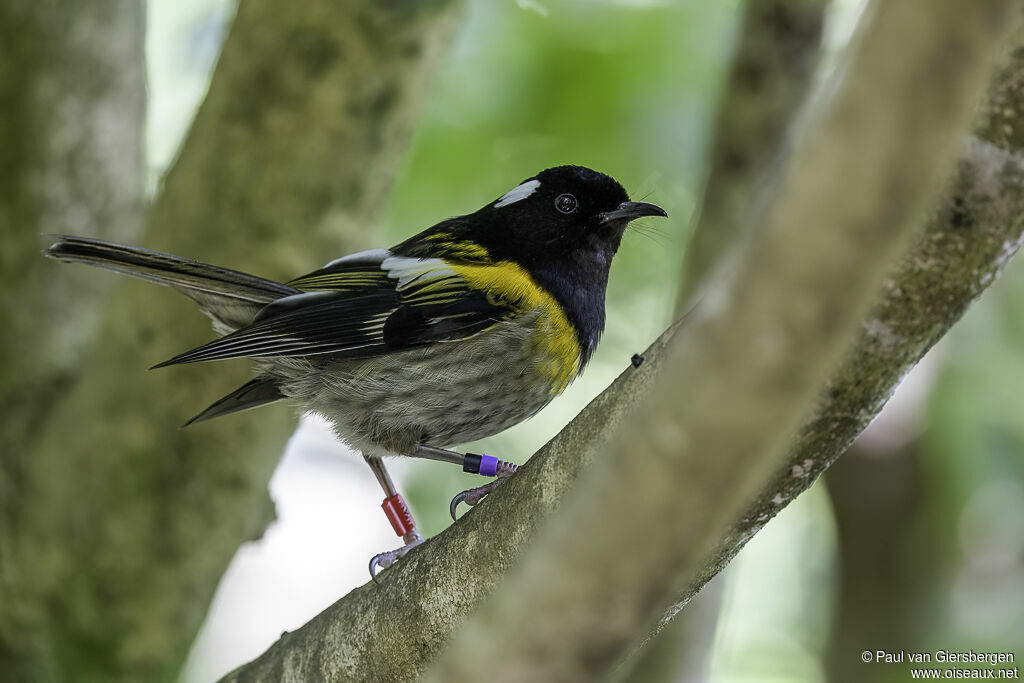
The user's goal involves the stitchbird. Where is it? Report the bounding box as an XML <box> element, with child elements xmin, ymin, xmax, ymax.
<box><xmin>45</xmin><ymin>164</ymin><xmax>667</xmax><ymax>574</ymax></box>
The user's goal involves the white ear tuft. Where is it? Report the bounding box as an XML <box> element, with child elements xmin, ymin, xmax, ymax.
<box><xmin>494</xmin><ymin>179</ymin><xmax>540</xmax><ymax>208</ymax></box>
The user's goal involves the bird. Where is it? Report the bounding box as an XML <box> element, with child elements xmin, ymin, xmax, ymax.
<box><xmin>45</xmin><ymin>164</ymin><xmax>667</xmax><ymax>576</ymax></box>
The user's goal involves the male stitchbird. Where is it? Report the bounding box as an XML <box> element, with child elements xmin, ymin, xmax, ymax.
<box><xmin>45</xmin><ymin>165</ymin><xmax>667</xmax><ymax>574</ymax></box>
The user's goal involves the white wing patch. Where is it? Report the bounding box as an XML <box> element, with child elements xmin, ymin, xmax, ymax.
<box><xmin>322</xmin><ymin>248</ymin><xmax>391</xmax><ymax>269</ymax></box>
<box><xmin>381</xmin><ymin>256</ymin><xmax>456</xmax><ymax>290</ymax></box>
<box><xmin>494</xmin><ymin>179</ymin><xmax>540</xmax><ymax>208</ymax></box>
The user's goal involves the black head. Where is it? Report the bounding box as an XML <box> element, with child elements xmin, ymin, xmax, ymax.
<box><xmin>468</xmin><ymin>165</ymin><xmax>666</xmax><ymax>268</ymax></box>
<box><xmin>477</xmin><ymin>166</ymin><xmax>667</xmax><ymax>362</ymax></box>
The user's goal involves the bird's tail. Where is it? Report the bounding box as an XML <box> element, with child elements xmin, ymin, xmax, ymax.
<box><xmin>183</xmin><ymin>377</ymin><xmax>286</xmax><ymax>427</ymax></box>
<box><xmin>45</xmin><ymin>235</ymin><xmax>298</xmax><ymax>331</ymax></box>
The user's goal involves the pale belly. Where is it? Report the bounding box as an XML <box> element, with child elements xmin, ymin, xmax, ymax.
<box><xmin>267</xmin><ymin>311</ymin><xmax>580</xmax><ymax>456</ymax></box>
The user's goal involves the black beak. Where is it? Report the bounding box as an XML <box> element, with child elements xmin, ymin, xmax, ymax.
<box><xmin>599</xmin><ymin>201</ymin><xmax>668</xmax><ymax>224</ymax></box>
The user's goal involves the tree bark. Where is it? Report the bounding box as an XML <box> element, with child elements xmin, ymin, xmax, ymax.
<box><xmin>1</xmin><ymin>2</ymin><xmax>463</xmax><ymax>680</ymax></box>
<box><xmin>613</xmin><ymin>577</ymin><xmax>724</xmax><ymax>683</ymax></box>
<box><xmin>0</xmin><ymin>3</ymin><xmax>145</xmax><ymax>679</ymax></box>
<box><xmin>220</xmin><ymin>2</ymin><xmax>1021</xmax><ymax>682</ymax></box>
<box><xmin>679</xmin><ymin>0</ymin><xmax>827</xmax><ymax>303</ymax></box>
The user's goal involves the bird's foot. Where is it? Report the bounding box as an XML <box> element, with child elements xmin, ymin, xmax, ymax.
<box><xmin>369</xmin><ymin>529</ymin><xmax>424</xmax><ymax>579</ymax></box>
<box><xmin>449</xmin><ymin>460</ymin><xmax>518</xmax><ymax>521</ymax></box>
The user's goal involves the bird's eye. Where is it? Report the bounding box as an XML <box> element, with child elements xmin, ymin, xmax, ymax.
<box><xmin>555</xmin><ymin>193</ymin><xmax>578</xmax><ymax>214</ymax></box>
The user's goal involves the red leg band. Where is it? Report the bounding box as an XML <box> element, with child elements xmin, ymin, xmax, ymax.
<box><xmin>382</xmin><ymin>494</ymin><xmax>414</xmax><ymax>537</ymax></box>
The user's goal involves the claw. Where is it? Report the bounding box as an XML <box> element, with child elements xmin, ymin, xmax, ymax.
<box><xmin>449</xmin><ymin>477</ymin><xmax>510</xmax><ymax>521</ymax></box>
<box><xmin>368</xmin><ymin>530</ymin><xmax>424</xmax><ymax>580</ymax></box>
<box><xmin>369</xmin><ymin>549</ymin><xmax>402</xmax><ymax>581</ymax></box>
<box><xmin>369</xmin><ymin>553</ymin><xmax>389</xmax><ymax>582</ymax></box>
<box><xmin>449</xmin><ymin>491</ymin><xmax>469</xmax><ymax>521</ymax></box>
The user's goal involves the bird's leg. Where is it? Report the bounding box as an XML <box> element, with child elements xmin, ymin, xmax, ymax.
<box><xmin>365</xmin><ymin>455</ymin><xmax>424</xmax><ymax>579</ymax></box>
<box><xmin>412</xmin><ymin>446</ymin><xmax>519</xmax><ymax>521</ymax></box>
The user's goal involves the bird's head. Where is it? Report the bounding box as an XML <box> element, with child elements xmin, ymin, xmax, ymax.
<box><xmin>472</xmin><ymin>165</ymin><xmax>667</xmax><ymax>268</ymax></box>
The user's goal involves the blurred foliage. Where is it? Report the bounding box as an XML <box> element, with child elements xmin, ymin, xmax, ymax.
<box><xmin>922</xmin><ymin>261</ymin><xmax>1024</xmax><ymax>654</ymax></box>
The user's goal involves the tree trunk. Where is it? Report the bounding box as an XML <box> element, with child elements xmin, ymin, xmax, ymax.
<box><xmin>0</xmin><ymin>1</ymin><xmax>464</xmax><ymax>679</ymax></box>
<box><xmin>0</xmin><ymin>2</ymin><xmax>145</xmax><ymax>679</ymax></box>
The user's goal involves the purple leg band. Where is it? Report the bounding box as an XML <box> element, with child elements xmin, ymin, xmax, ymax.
<box><xmin>478</xmin><ymin>454</ymin><xmax>499</xmax><ymax>477</ymax></box>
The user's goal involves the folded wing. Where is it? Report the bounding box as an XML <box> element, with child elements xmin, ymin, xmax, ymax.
<box><xmin>153</xmin><ymin>250</ymin><xmax>517</xmax><ymax>367</ymax></box>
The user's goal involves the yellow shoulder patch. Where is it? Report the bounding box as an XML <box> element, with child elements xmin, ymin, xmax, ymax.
<box><xmin>449</xmin><ymin>260</ymin><xmax>582</xmax><ymax>393</ymax></box>
<box><xmin>436</xmin><ymin>240</ymin><xmax>492</xmax><ymax>262</ymax></box>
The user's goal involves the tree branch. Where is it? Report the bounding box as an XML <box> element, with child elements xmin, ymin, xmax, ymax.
<box><xmin>222</xmin><ymin>2</ymin><xmax>1020</xmax><ymax>682</ymax></box>
<box><xmin>3</xmin><ymin>2</ymin><xmax>463</xmax><ymax>679</ymax></box>
<box><xmin>672</xmin><ymin>133</ymin><xmax>1024</xmax><ymax>627</ymax></box>
<box><xmin>655</xmin><ymin>11</ymin><xmax>1024</xmax><ymax>634</ymax></box>
<box><xmin>680</xmin><ymin>0</ymin><xmax>828</xmax><ymax>302</ymax></box>
<box><xmin>423</xmin><ymin>1</ymin><xmax>1015</xmax><ymax>679</ymax></box>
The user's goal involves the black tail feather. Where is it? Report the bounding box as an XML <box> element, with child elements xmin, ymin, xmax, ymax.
<box><xmin>183</xmin><ymin>377</ymin><xmax>285</xmax><ymax>427</ymax></box>
<box><xmin>44</xmin><ymin>235</ymin><xmax>296</xmax><ymax>302</ymax></box>
<box><xmin>45</xmin><ymin>235</ymin><xmax>298</xmax><ymax>330</ymax></box>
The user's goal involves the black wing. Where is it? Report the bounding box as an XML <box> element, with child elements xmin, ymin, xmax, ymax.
<box><xmin>152</xmin><ymin>251</ymin><xmax>517</xmax><ymax>367</ymax></box>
